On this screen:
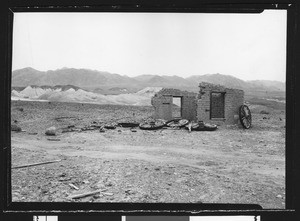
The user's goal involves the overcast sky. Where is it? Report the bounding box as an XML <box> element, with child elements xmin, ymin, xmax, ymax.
<box><xmin>12</xmin><ymin>10</ymin><xmax>286</xmax><ymax>82</ymax></box>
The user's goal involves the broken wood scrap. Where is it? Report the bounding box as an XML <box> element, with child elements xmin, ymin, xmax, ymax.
<box><xmin>69</xmin><ymin>183</ymin><xmax>79</xmax><ymax>190</ymax></box>
<box><xmin>28</xmin><ymin>132</ymin><xmax>38</xmax><ymax>135</ymax></box>
<box><xmin>69</xmin><ymin>190</ymin><xmax>104</xmax><ymax>199</ymax></box>
<box><xmin>62</xmin><ymin>127</ymin><xmax>81</xmax><ymax>133</ymax></box>
<box><xmin>47</xmin><ymin>138</ymin><xmax>61</xmax><ymax>141</ymax></box>
<box><xmin>12</xmin><ymin>159</ymin><xmax>62</xmax><ymax>169</ymax></box>
<box><xmin>102</xmin><ymin>192</ymin><xmax>114</xmax><ymax>196</ymax></box>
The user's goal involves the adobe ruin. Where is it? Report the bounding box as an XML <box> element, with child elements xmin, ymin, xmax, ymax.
<box><xmin>151</xmin><ymin>82</ymin><xmax>244</xmax><ymax>125</ymax></box>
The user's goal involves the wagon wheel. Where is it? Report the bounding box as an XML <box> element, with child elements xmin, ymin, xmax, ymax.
<box><xmin>239</xmin><ymin>105</ymin><xmax>252</xmax><ymax>129</ymax></box>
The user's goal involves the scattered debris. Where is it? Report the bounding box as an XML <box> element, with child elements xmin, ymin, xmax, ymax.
<box><xmin>59</xmin><ymin>177</ymin><xmax>71</xmax><ymax>182</ymax></box>
<box><xmin>184</xmin><ymin>121</ymin><xmax>217</xmax><ymax>131</ymax></box>
<box><xmin>59</xmin><ymin>173</ymin><xmax>66</xmax><ymax>177</ymax></box>
<box><xmin>47</xmin><ymin>138</ymin><xmax>61</xmax><ymax>141</ymax></box>
<box><xmin>166</xmin><ymin>119</ymin><xmax>189</xmax><ymax>128</ymax></box>
<box><xmin>82</xmin><ymin>180</ymin><xmax>90</xmax><ymax>184</ymax></box>
<box><xmin>45</xmin><ymin>126</ymin><xmax>57</xmax><ymax>136</ymax></box>
<box><xmin>102</xmin><ymin>192</ymin><xmax>114</xmax><ymax>196</ymax></box>
<box><xmin>28</xmin><ymin>132</ymin><xmax>38</xmax><ymax>135</ymax></box>
<box><xmin>62</xmin><ymin>128</ymin><xmax>74</xmax><ymax>133</ymax></box>
<box><xmin>260</xmin><ymin>110</ymin><xmax>270</xmax><ymax>114</ymax></box>
<box><xmin>11</xmin><ymin>124</ymin><xmax>22</xmax><ymax>132</ymax></box>
<box><xmin>139</xmin><ymin>119</ymin><xmax>166</xmax><ymax>130</ymax></box>
<box><xmin>69</xmin><ymin>190</ymin><xmax>102</xmax><ymax>199</ymax></box>
<box><xmin>69</xmin><ymin>183</ymin><xmax>79</xmax><ymax>190</ymax></box>
<box><xmin>118</xmin><ymin>121</ymin><xmax>140</xmax><ymax>128</ymax></box>
<box><xmin>12</xmin><ymin>159</ymin><xmax>62</xmax><ymax>169</ymax></box>
<box><xmin>104</xmin><ymin>123</ymin><xmax>117</xmax><ymax>129</ymax></box>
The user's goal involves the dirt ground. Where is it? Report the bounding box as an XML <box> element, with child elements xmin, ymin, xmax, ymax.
<box><xmin>11</xmin><ymin>100</ymin><xmax>285</xmax><ymax>208</ymax></box>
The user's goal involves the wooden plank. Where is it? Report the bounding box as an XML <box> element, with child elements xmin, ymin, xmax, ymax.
<box><xmin>69</xmin><ymin>183</ymin><xmax>79</xmax><ymax>190</ymax></box>
<box><xmin>69</xmin><ymin>190</ymin><xmax>102</xmax><ymax>199</ymax></box>
<box><xmin>12</xmin><ymin>159</ymin><xmax>62</xmax><ymax>169</ymax></box>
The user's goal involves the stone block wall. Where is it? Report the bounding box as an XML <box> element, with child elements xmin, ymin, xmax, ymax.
<box><xmin>197</xmin><ymin>82</ymin><xmax>244</xmax><ymax>125</ymax></box>
<box><xmin>151</xmin><ymin>84</ymin><xmax>244</xmax><ymax>125</ymax></box>
<box><xmin>151</xmin><ymin>88</ymin><xmax>197</xmax><ymax>121</ymax></box>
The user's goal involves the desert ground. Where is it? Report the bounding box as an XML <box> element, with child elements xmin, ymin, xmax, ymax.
<box><xmin>11</xmin><ymin>99</ymin><xmax>285</xmax><ymax>208</ymax></box>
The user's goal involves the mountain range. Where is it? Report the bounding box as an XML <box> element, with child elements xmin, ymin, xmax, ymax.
<box><xmin>12</xmin><ymin>67</ymin><xmax>285</xmax><ymax>94</ymax></box>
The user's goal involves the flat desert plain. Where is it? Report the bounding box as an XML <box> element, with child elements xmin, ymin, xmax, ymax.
<box><xmin>11</xmin><ymin>100</ymin><xmax>285</xmax><ymax>208</ymax></box>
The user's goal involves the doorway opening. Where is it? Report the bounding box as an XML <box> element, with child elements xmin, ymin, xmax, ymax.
<box><xmin>172</xmin><ymin>97</ymin><xmax>182</xmax><ymax>119</ymax></box>
<box><xmin>210</xmin><ymin>92</ymin><xmax>225</xmax><ymax>119</ymax></box>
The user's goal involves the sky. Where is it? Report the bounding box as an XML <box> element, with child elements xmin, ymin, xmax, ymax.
<box><xmin>12</xmin><ymin>11</ymin><xmax>286</xmax><ymax>82</ymax></box>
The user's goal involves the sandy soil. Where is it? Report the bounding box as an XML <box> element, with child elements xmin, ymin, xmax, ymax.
<box><xmin>11</xmin><ymin>100</ymin><xmax>285</xmax><ymax>208</ymax></box>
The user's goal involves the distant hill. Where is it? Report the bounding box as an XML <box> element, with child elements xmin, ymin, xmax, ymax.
<box><xmin>11</xmin><ymin>85</ymin><xmax>161</xmax><ymax>106</ymax></box>
<box><xmin>12</xmin><ymin>67</ymin><xmax>285</xmax><ymax>94</ymax></box>
<box><xmin>12</xmin><ymin>67</ymin><xmax>138</xmax><ymax>88</ymax></box>
<box><xmin>247</xmin><ymin>80</ymin><xmax>285</xmax><ymax>91</ymax></box>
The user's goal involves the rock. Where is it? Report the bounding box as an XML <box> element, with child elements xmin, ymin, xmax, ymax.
<box><xmin>11</xmin><ymin>124</ymin><xmax>22</xmax><ymax>132</ymax></box>
<box><xmin>260</xmin><ymin>110</ymin><xmax>269</xmax><ymax>114</ymax></box>
<box><xmin>277</xmin><ymin>194</ymin><xmax>282</xmax><ymax>198</ymax></box>
<box><xmin>47</xmin><ymin>138</ymin><xmax>60</xmax><ymax>141</ymax></box>
<box><xmin>45</xmin><ymin>126</ymin><xmax>57</xmax><ymax>136</ymax></box>
<box><xmin>28</xmin><ymin>132</ymin><xmax>38</xmax><ymax>135</ymax></box>
<box><xmin>59</xmin><ymin>173</ymin><xmax>66</xmax><ymax>177</ymax></box>
<box><xmin>104</xmin><ymin>181</ymin><xmax>113</xmax><ymax>187</ymax></box>
<box><xmin>93</xmin><ymin>194</ymin><xmax>101</xmax><ymax>199</ymax></box>
<box><xmin>17</xmin><ymin>107</ymin><xmax>24</xmax><ymax>112</ymax></box>
<box><xmin>125</xmin><ymin>172</ymin><xmax>133</xmax><ymax>177</ymax></box>
<box><xmin>130</xmin><ymin>129</ymin><xmax>137</xmax><ymax>132</ymax></box>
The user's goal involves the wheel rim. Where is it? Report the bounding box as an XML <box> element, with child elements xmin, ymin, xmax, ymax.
<box><xmin>239</xmin><ymin>105</ymin><xmax>252</xmax><ymax>129</ymax></box>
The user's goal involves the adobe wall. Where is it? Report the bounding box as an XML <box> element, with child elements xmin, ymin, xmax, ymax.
<box><xmin>151</xmin><ymin>88</ymin><xmax>197</xmax><ymax>121</ymax></box>
<box><xmin>197</xmin><ymin>82</ymin><xmax>244</xmax><ymax>125</ymax></box>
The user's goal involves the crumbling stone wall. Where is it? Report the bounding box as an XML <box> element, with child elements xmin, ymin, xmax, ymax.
<box><xmin>151</xmin><ymin>88</ymin><xmax>197</xmax><ymax>121</ymax></box>
<box><xmin>151</xmin><ymin>83</ymin><xmax>244</xmax><ymax>125</ymax></box>
<box><xmin>197</xmin><ymin>82</ymin><xmax>244</xmax><ymax>125</ymax></box>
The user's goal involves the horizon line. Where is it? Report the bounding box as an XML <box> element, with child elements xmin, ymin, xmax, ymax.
<box><xmin>12</xmin><ymin>66</ymin><xmax>286</xmax><ymax>83</ymax></box>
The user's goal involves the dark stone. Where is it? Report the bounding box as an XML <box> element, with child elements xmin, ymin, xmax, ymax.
<box><xmin>11</xmin><ymin>124</ymin><xmax>22</xmax><ymax>132</ymax></box>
